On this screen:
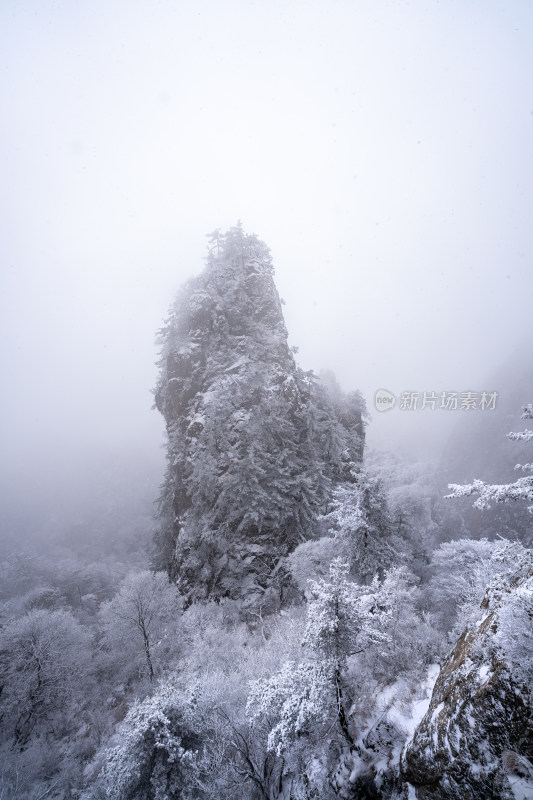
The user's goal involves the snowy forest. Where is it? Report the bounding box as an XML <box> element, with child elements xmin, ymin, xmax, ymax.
<box><xmin>1</xmin><ymin>225</ymin><xmax>532</xmax><ymax>800</ymax></box>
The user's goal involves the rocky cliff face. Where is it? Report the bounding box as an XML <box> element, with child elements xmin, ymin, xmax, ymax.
<box><xmin>153</xmin><ymin>226</ymin><xmax>365</xmax><ymax>606</ymax></box>
<box><xmin>402</xmin><ymin>561</ymin><xmax>533</xmax><ymax>800</ymax></box>
<box><xmin>331</xmin><ymin>552</ymin><xmax>533</xmax><ymax>800</ymax></box>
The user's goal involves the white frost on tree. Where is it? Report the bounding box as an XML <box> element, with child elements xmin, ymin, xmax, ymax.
<box><xmin>99</xmin><ymin>681</ymin><xmax>203</xmax><ymax>800</ymax></box>
<box><xmin>247</xmin><ymin>559</ymin><xmax>391</xmax><ymax>763</ymax></box>
<box><xmin>493</xmin><ymin>574</ymin><xmax>533</xmax><ymax>685</ymax></box>
<box><xmin>446</xmin><ymin>404</ymin><xmax>533</xmax><ymax>511</ymax></box>
<box><xmin>0</xmin><ymin>608</ymin><xmax>92</xmax><ymax>746</ymax></box>
<box><xmin>246</xmin><ymin>660</ymin><xmax>331</xmax><ymax>757</ymax></box>
<box><xmin>301</xmin><ymin>558</ymin><xmax>389</xmax><ymax>663</ymax></box>
<box><xmin>317</xmin><ymin>474</ymin><xmax>404</xmax><ymax>586</ymax></box>
<box><xmin>428</xmin><ymin>537</ymin><xmax>532</xmax><ymax>637</ymax></box>
<box><xmin>99</xmin><ymin>570</ymin><xmax>182</xmax><ymax>682</ymax></box>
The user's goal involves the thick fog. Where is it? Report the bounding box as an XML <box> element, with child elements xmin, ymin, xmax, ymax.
<box><xmin>2</xmin><ymin>0</ymin><xmax>533</xmax><ymax>536</ymax></box>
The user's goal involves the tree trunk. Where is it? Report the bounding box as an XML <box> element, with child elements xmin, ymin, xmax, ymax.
<box><xmin>141</xmin><ymin>624</ymin><xmax>154</xmax><ymax>681</ymax></box>
<box><xmin>334</xmin><ymin>665</ymin><xmax>354</xmax><ymax>747</ymax></box>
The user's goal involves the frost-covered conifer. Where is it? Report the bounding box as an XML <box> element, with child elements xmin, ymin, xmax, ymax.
<box><xmin>99</xmin><ymin>681</ymin><xmax>203</xmax><ymax>800</ymax></box>
<box><xmin>247</xmin><ymin>559</ymin><xmax>390</xmax><ymax>767</ymax></box>
<box><xmin>320</xmin><ymin>473</ymin><xmax>402</xmax><ymax>584</ymax></box>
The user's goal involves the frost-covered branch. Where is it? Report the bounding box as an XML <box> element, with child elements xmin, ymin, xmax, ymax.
<box><xmin>446</xmin><ymin>403</ymin><xmax>533</xmax><ymax>511</ymax></box>
<box><xmin>446</xmin><ymin>476</ymin><xmax>533</xmax><ymax>510</ymax></box>
<box><xmin>507</xmin><ymin>404</ymin><xmax>533</xmax><ymax>441</ymax></box>
<box><xmin>508</xmin><ymin>429</ymin><xmax>533</xmax><ymax>442</ymax></box>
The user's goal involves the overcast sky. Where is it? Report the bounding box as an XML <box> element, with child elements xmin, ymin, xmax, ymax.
<box><xmin>2</xmin><ymin>0</ymin><xmax>533</xmax><ymax>513</ymax></box>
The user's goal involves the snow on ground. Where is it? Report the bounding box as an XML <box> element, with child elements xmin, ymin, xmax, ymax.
<box><xmin>372</xmin><ymin>663</ymin><xmax>440</xmax><ymax>747</ymax></box>
<box><xmin>400</xmin><ymin>663</ymin><xmax>440</xmax><ymax>742</ymax></box>
<box><xmin>344</xmin><ymin>663</ymin><xmax>441</xmax><ymax>790</ymax></box>
<box><xmin>369</xmin><ymin>664</ymin><xmax>439</xmax><ymax>741</ymax></box>
<box><xmin>509</xmin><ymin>776</ymin><xmax>533</xmax><ymax>800</ymax></box>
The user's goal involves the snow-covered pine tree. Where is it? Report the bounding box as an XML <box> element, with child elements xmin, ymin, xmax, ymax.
<box><xmin>318</xmin><ymin>471</ymin><xmax>404</xmax><ymax>585</ymax></box>
<box><xmin>246</xmin><ymin>558</ymin><xmax>391</xmax><ymax>795</ymax></box>
<box><xmin>153</xmin><ymin>225</ymin><xmax>365</xmax><ymax>605</ymax></box>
